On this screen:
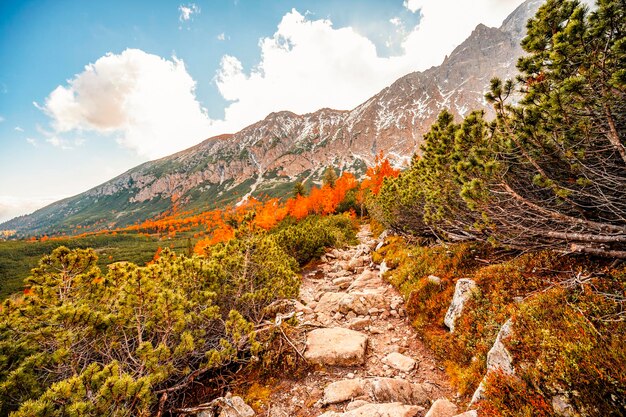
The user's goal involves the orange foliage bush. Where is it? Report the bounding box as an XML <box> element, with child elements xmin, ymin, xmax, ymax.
<box><xmin>361</xmin><ymin>151</ymin><xmax>400</xmax><ymax>196</ymax></box>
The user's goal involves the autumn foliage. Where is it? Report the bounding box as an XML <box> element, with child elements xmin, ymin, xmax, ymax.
<box><xmin>360</xmin><ymin>151</ymin><xmax>400</xmax><ymax>196</ymax></box>
<box><xmin>28</xmin><ymin>159</ymin><xmax>401</xmax><ymax>260</ymax></box>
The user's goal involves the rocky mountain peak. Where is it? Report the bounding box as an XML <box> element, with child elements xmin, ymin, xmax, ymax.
<box><xmin>1</xmin><ymin>0</ymin><xmax>547</xmax><ymax>236</ymax></box>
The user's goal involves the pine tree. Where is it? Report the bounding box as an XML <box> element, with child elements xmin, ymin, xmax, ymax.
<box><xmin>292</xmin><ymin>181</ymin><xmax>306</xmax><ymax>198</ymax></box>
<box><xmin>322</xmin><ymin>167</ymin><xmax>338</xmax><ymax>188</ymax></box>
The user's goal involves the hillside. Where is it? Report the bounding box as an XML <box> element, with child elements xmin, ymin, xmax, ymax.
<box><xmin>0</xmin><ymin>0</ymin><xmax>542</xmax><ymax>237</ymax></box>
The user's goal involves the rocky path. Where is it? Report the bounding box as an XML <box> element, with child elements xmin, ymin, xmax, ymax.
<box><xmin>262</xmin><ymin>225</ymin><xmax>468</xmax><ymax>417</ymax></box>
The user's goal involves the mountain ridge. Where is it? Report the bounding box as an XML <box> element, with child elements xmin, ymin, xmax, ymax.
<box><xmin>1</xmin><ymin>0</ymin><xmax>542</xmax><ymax>237</ymax></box>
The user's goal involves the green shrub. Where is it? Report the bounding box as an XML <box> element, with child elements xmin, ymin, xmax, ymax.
<box><xmin>0</xmin><ymin>235</ymin><xmax>300</xmax><ymax>416</ymax></box>
<box><xmin>272</xmin><ymin>214</ymin><xmax>356</xmax><ymax>265</ymax></box>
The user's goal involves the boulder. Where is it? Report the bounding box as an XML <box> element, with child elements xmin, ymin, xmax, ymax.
<box><xmin>318</xmin><ymin>402</ymin><xmax>422</xmax><ymax>417</ymax></box>
<box><xmin>485</xmin><ymin>319</ymin><xmax>514</xmax><ymax>374</ymax></box>
<box><xmin>444</xmin><ymin>279</ymin><xmax>477</xmax><ymax>332</ymax></box>
<box><xmin>304</xmin><ymin>328</ymin><xmax>368</xmax><ymax>366</ymax></box>
<box><xmin>424</xmin><ymin>399</ymin><xmax>458</xmax><ymax>417</ymax></box>
<box><xmin>469</xmin><ymin>320</ymin><xmax>514</xmax><ymax>406</ymax></box>
<box><xmin>382</xmin><ymin>352</ymin><xmax>417</xmax><ymax>372</ymax></box>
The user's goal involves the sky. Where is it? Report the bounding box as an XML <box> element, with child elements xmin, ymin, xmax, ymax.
<box><xmin>0</xmin><ymin>0</ymin><xmax>525</xmax><ymax>223</ymax></box>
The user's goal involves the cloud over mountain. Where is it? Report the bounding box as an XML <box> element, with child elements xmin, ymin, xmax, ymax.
<box><xmin>41</xmin><ymin>49</ymin><xmax>212</xmax><ymax>159</ymax></box>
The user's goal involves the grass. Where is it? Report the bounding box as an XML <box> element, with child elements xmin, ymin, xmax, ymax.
<box><xmin>0</xmin><ymin>233</ymin><xmax>192</xmax><ymax>299</ymax></box>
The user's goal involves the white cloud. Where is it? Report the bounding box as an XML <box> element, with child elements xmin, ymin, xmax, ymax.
<box><xmin>40</xmin><ymin>49</ymin><xmax>213</xmax><ymax>159</ymax></box>
<box><xmin>401</xmin><ymin>0</ymin><xmax>524</xmax><ymax>66</ymax></box>
<box><xmin>179</xmin><ymin>3</ymin><xmax>199</xmax><ymax>22</ymax></box>
<box><xmin>0</xmin><ymin>195</ymin><xmax>63</xmax><ymax>224</ymax></box>
<box><xmin>214</xmin><ymin>4</ymin><xmax>523</xmax><ymax>130</ymax></box>
<box><xmin>14</xmin><ymin>126</ymin><xmax>23</xmax><ymax>132</ymax></box>
<box><xmin>403</xmin><ymin>0</ymin><xmax>421</xmax><ymax>13</ymax></box>
<box><xmin>25</xmin><ymin>137</ymin><xmax>38</xmax><ymax>147</ymax></box>
<box><xmin>217</xmin><ymin>32</ymin><xmax>227</xmax><ymax>41</ymax></box>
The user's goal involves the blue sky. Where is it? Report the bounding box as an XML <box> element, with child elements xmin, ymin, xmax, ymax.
<box><xmin>0</xmin><ymin>0</ymin><xmax>524</xmax><ymax>222</ymax></box>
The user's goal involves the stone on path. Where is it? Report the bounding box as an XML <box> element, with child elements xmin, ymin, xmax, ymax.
<box><xmin>322</xmin><ymin>377</ymin><xmax>430</xmax><ymax>406</ymax></box>
<box><xmin>367</xmin><ymin>377</ymin><xmax>430</xmax><ymax>405</ymax></box>
<box><xmin>444</xmin><ymin>279</ymin><xmax>477</xmax><ymax>332</ymax></box>
<box><xmin>424</xmin><ymin>399</ymin><xmax>458</xmax><ymax>417</ymax></box>
<box><xmin>316</xmin><ymin>291</ymin><xmax>386</xmax><ymax>316</ymax></box>
<box><xmin>323</xmin><ymin>379</ymin><xmax>366</xmax><ymax>404</ymax></box>
<box><xmin>382</xmin><ymin>352</ymin><xmax>417</xmax><ymax>372</ymax></box>
<box><xmin>346</xmin><ymin>400</ymin><xmax>370</xmax><ymax>411</ymax></box>
<box><xmin>318</xmin><ymin>402</ymin><xmax>422</xmax><ymax>417</ymax></box>
<box><xmin>347</xmin><ymin>270</ymin><xmax>381</xmax><ymax>291</ymax></box>
<box><xmin>348</xmin><ymin>317</ymin><xmax>371</xmax><ymax>330</ymax></box>
<box><xmin>304</xmin><ymin>328</ymin><xmax>368</xmax><ymax>366</ymax></box>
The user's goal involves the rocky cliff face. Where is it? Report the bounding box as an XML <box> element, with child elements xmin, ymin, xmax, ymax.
<box><xmin>1</xmin><ymin>0</ymin><xmax>543</xmax><ymax>236</ymax></box>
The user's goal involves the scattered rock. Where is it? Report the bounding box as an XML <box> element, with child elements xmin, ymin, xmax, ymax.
<box><xmin>304</xmin><ymin>328</ymin><xmax>368</xmax><ymax>366</ymax></box>
<box><xmin>444</xmin><ymin>279</ymin><xmax>477</xmax><ymax>332</ymax></box>
<box><xmin>382</xmin><ymin>352</ymin><xmax>417</xmax><ymax>372</ymax></box>
<box><xmin>348</xmin><ymin>317</ymin><xmax>371</xmax><ymax>330</ymax></box>
<box><xmin>424</xmin><ymin>398</ymin><xmax>458</xmax><ymax>417</ymax></box>
<box><xmin>333</xmin><ymin>276</ymin><xmax>353</xmax><ymax>289</ymax></box>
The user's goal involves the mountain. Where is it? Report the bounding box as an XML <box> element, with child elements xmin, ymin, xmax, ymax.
<box><xmin>1</xmin><ymin>0</ymin><xmax>543</xmax><ymax>237</ymax></box>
